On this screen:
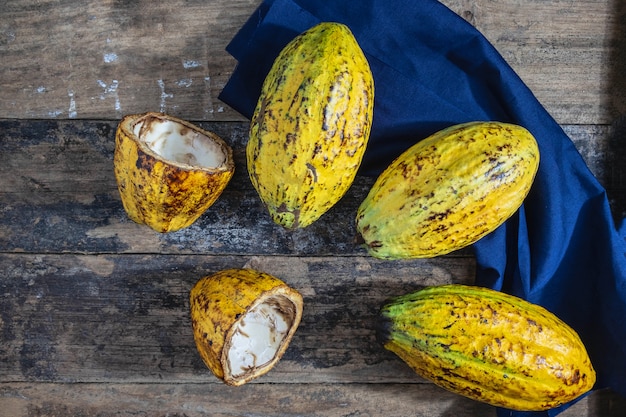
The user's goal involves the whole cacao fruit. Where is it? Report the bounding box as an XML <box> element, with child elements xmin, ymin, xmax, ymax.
<box><xmin>356</xmin><ymin>121</ymin><xmax>540</xmax><ymax>259</ymax></box>
<box><xmin>378</xmin><ymin>284</ymin><xmax>596</xmax><ymax>411</ymax></box>
<box><xmin>248</xmin><ymin>22</ymin><xmax>374</xmax><ymax>229</ymax></box>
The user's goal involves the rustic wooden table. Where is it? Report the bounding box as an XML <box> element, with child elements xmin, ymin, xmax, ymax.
<box><xmin>1</xmin><ymin>0</ymin><xmax>626</xmax><ymax>416</ymax></box>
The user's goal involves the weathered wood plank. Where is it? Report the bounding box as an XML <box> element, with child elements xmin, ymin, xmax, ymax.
<box><xmin>0</xmin><ymin>0</ymin><xmax>624</xmax><ymax>124</ymax></box>
<box><xmin>0</xmin><ymin>0</ymin><xmax>258</xmax><ymax>121</ymax></box>
<box><xmin>0</xmin><ymin>253</ymin><xmax>476</xmax><ymax>384</ymax></box>
<box><xmin>0</xmin><ymin>382</ymin><xmax>501</xmax><ymax>417</ymax></box>
<box><xmin>441</xmin><ymin>0</ymin><xmax>626</xmax><ymax>125</ymax></box>
<box><xmin>3</xmin><ymin>252</ymin><xmax>624</xmax><ymax>414</ymax></box>
<box><xmin>2</xmin><ymin>120</ymin><xmax>625</xmax><ymax>255</ymax></box>
<box><xmin>1</xmin><ymin>383</ymin><xmax>624</xmax><ymax>417</ymax></box>
<box><xmin>0</xmin><ymin>118</ymin><xmax>372</xmax><ymax>255</ymax></box>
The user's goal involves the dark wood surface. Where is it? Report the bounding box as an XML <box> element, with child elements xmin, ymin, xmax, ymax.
<box><xmin>1</xmin><ymin>0</ymin><xmax>625</xmax><ymax>125</ymax></box>
<box><xmin>1</xmin><ymin>0</ymin><xmax>626</xmax><ymax>416</ymax></box>
<box><xmin>2</xmin><ymin>119</ymin><xmax>626</xmax><ymax>416</ymax></box>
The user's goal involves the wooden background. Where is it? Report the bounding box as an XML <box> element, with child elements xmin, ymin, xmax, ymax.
<box><xmin>2</xmin><ymin>0</ymin><xmax>626</xmax><ymax>416</ymax></box>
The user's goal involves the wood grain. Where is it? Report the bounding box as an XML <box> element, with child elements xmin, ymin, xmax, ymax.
<box><xmin>2</xmin><ymin>120</ymin><xmax>625</xmax><ymax>255</ymax></box>
<box><xmin>441</xmin><ymin>0</ymin><xmax>626</xmax><ymax>124</ymax></box>
<box><xmin>0</xmin><ymin>253</ymin><xmax>475</xmax><ymax>384</ymax></box>
<box><xmin>0</xmin><ymin>0</ymin><xmax>257</xmax><ymax>121</ymax></box>
<box><xmin>1</xmin><ymin>118</ymin><xmax>625</xmax><ymax>415</ymax></box>
<box><xmin>1</xmin><ymin>383</ymin><xmax>501</xmax><ymax>417</ymax></box>
<box><xmin>0</xmin><ymin>0</ymin><xmax>625</xmax><ymax>124</ymax></box>
<box><xmin>0</xmin><ymin>384</ymin><xmax>624</xmax><ymax>416</ymax></box>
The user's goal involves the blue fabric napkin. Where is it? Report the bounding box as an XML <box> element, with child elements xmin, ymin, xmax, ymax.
<box><xmin>218</xmin><ymin>0</ymin><xmax>626</xmax><ymax>415</ymax></box>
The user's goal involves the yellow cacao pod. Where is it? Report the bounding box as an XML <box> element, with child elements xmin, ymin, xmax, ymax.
<box><xmin>356</xmin><ymin>121</ymin><xmax>539</xmax><ymax>259</ymax></box>
<box><xmin>247</xmin><ymin>22</ymin><xmax>374</xmax><ymax>229</ymax></box>
<box><xmin>189</xmin><ymin>268</ymin><xmax>304</xmax><ymax>386</ymax></box>
<box><xmin>378</xmin><ymin>285</ymin><xmax>596</xmax><ymax>411</ymax></box>
<box><xmin>114</xmin><ymin>112</ymin><xmax>235</xmax><ymax>233</ymax></box>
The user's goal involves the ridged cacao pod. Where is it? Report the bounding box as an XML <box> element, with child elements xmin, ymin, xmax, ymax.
<box><xmin>189</xmin><ymin>268</ymin><xmax>304</xmax><ymax>386</ymax></box>
<box><xmin>114</xmin><ymin>112</ymin><xmax>235</xmax><ymax>233</ymax></box>
<box><xmin>378</xmin><ymin>285</ymin><xmax>596</xmax><ymax>411</ymax></box>
<box><xmin>356</xmin><ymin>121</ymin><xmax>540</xmax><ymax>259</ymax></box>
<box><xmin>247</xmin><ymin>22</ymin><xmax>374</xmax><ymax>229</ymax></box>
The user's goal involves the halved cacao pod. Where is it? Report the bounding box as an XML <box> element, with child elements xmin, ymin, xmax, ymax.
<box><xmin>114</xmin><ymin>112</ymin><xmax>234</xmax><ymax>233</ymax></box>
<box><xmin>189</xmin><ymin>268</ymin><xmax>304</xmax><ymax>386</ymax></box>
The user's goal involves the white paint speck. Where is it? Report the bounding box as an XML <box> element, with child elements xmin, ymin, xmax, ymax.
<box><xmin>157</xmin><ymin>79</ymin><xmax>173</xmax><ymax>112</ymax></box>
<box><xmin>203</xmin><ymin>76</ymin><xmax>214</xmax><ymax>119</ymax></box>
<box><xmin>68</xmin><ymin>89</ymin><xmax>77</xmax><ymax>118</ymax></box>
<box><xmin>104</xmin><ymin>52</ymin><xmax>118</xmax><ymax>63</ymax></box>
<box><xmin>97</xmin><ymin>79</ymin><xmax>121</xmax><ymax>113</ymax></box>
<box><xmin>183</xmin><ymin>59</ymin><xmax>201</xmax><ymax>69</ymax></box>
<box><xmin>176</xmin><ymin>78</ymin><xmax>193</xmax><ymax>87</ymax></box>
<box><xmin>48</xmin><ymin>110</ymin><xmax>63</xmax><ymax>118</ymax></box>
<box><xmin>36</xmin><ymin>86</ymin><xmax>46</xmax><ymax>93</ymax></box>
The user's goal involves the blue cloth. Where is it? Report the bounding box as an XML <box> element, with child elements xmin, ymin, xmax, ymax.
<box><xmin>218</xmin><ymin>0</ymin><xmax>626</xmax><ymax>414</ymax></box>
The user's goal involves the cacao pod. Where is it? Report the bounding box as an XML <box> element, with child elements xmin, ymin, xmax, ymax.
<box><xmin>114</xmin><ymin>112</ymin><xmax>235</xmax><ymax>233</ymax></box>
<box><xmin>247</xmin><ymin>22</ymin><xmax>374</xmax><ymax>229</ymax></box>
<box><xmin>378</xmin><ymin>284</ymin><xmax>596</xmax><ymax>411</ymax></box>
<box><xmin>189</xmin><ymin>268</ymin><xmax>304</xmax><ymax>386</ymax></box>
<box><xmin>356</xmin><ymin>121</ymin><xmax>540</xmax><ymax>259</ymax></box>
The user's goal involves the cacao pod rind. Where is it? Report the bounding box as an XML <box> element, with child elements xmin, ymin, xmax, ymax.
<box><xmin>114</xmin><ymin>112</ymin><xmax>235</xmax><ymax>233</ymax></box>
<box><xmin>379</xmin><ymin>285</ymin><xmax>596</xmax><ymax>411</ymax></box>
<box><xmin>356</xmin><ymin>121</ymin><xmax>540</xmax><ymax>259</ymax></box>
<box><xmin>189</xmin><ymin>268</ymin><xmax>303</xmax><ymax>386</ymax></box>
<box><xmin>247</xmin><ymin>22</ymin><xmax>374</xmax><ymax>229</ymax></box>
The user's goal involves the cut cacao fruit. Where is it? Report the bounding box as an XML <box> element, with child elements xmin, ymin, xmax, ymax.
<box><xmin>113</xmin><ymin>112</ymin><xmax>234</xmax><ymax>233</ymax></box>
<box><xmin>189</xmin><ymin>268</ymin><xmax>304</xmax><ymax>386</ymax></box>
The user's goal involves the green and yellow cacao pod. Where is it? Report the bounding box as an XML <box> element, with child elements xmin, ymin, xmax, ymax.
<box><xmin>378</xmin><ymin>285</ymin><xmax>596</xmax><ymax>411</ymax></box>
<box><xmin>189</xmin><ymin>268</ymin><xmax>303</xmax><ymax>386</ymax></box>
<box><xmin>114</xmin><ymin>112</ymin><xmax>235</xmax><ymax>233</ymax></box>
<box><xmin>247</xmin><ymin>22</ymin><xmax>374</xmax><ymax>229</ymax></box>
<box><xmin>356</xmin><ymin>121</ymin><xmax>540</xmax><ymax>259</ymax></box>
